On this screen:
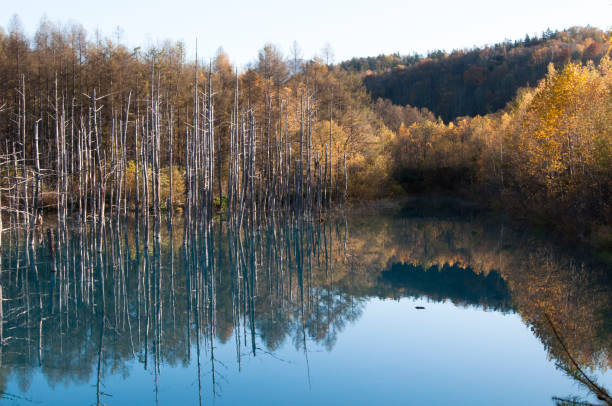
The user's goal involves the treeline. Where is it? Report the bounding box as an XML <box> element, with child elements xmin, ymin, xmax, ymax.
<box><xmin>341</xmin><ymin>28</ymin><xmax>569</xmax><ymax>74</ymax></box>
<box><xmin>357</xmin><ymin>26</ymin><xmax>610</xmax><ymax>121</ymax></box>
<box><xmin>0</xmin><ymin>16</ymin><xmax>393</xmax><ymax>232</ymax></box>
<box><xmin>340</xmin><ymin>52</ymin><xmax>422</xmax><ymax>73</ymax></box>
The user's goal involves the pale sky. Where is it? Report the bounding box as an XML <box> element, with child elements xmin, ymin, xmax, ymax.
<box><xmin>3</xmin><ymin>0</ymin><xmax>611</xmax><ymax>66</ymax></box>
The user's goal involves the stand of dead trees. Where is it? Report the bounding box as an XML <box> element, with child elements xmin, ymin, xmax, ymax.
<box><xmin>0</xmin><ymin>44</ymin><xmax>351</xmax><ymax>252</ymax></box>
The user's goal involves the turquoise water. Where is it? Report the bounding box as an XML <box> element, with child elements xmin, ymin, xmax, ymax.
<box><xmin>0</xmin><ymin>203</ymin><xmax>611</xmax><ymax>405</ymax></box>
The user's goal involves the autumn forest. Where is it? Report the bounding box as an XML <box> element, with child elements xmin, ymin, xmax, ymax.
<box><xmin>0</xmin><ymin>8</ymin><xmax>612</xmax><ymax>405</ymax></box>
<box><xmin>0</xmin><ymin>19</ymin><xmax>609</xmax><ymax>246</ymax></box>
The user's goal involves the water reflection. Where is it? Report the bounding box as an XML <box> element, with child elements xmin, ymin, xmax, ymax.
<box><xmin>378</xmin><ymin>263</ymin><xmax>512</xmax><ymax>312</ymax></box>
<box><xmin>0</xmin><ymin>202</ymin><xmax>610</xmax><ymax>404</ymax></box>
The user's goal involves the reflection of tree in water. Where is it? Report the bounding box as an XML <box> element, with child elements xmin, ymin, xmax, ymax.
<box><xmin>545</xmin><ymin>313</ymin><xmax>612</xmax><ymax>406</ymax></box>
<box><xmin>0</xmin><ymin>218</ymin><xmax>367</xmax><ymax>401</ymax></box>
<box><xmin>353</xmin><ymin>205</ymin><xmax>612</xmax><ymax>405</ymax></box>
<box><xmin>0</xmin><ymin>202</ymin><xmax>610</xmax><ymax>403</ymax></box>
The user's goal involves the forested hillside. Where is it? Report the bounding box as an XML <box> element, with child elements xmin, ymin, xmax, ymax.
<box><xmin>351</xmin><ymin>27</ymin><xmax>610</xmax><ymax>121</ymax></box>
<box><xmin>343</xmin><ymin>26</ymin><xmax>612</xmax><ymax>244</ymax></box>
<box><xmin>389</xmin><ymin>59</ymin><xmax>612</xmax><ymax>244</ymax></box>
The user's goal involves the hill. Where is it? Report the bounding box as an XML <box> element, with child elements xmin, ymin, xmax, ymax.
<box><xmin>343</xmin><ymin>27</ymin><xmax>610</xmax><ymax>121</ymax></box>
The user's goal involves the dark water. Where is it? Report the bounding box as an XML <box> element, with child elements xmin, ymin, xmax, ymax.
<box><xmin>1</xmin><ymin>200</ymin><xmax>611</xmax><ymax>405</ymax></box>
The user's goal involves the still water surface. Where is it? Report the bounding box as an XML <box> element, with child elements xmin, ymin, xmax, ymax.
<box><xmin>1</xmin><ymin>200</ymin><xmax>611</xmax><ymax>405</ymax></box>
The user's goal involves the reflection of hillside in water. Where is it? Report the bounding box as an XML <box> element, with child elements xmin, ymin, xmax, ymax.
<box><xmin>378</xmin><ymin>263</ymin><xmax>512</xmax><ymax>312</ymax></box>
<box><xmin>0</xmin><ymin>201</ymin><xmax>610</xmax><ymax>398</ymax></box>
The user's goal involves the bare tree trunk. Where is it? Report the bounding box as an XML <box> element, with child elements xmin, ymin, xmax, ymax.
<box><xmin>30</xmin><ymin>120</ymin><xmax>41</xmax><ymax>244</ymax></box>
<box><xmin>21</xmin><ymin>75</ymin><xmax>28</xmax><ymax>229</ymax></box>
<box><xmin>329</xmin><ymin>91</ymin><xmax>333</xmax><ymax>208</ymax></box>
<box><xmin>92</xmin><ymin>90</ymin><xmax>106</xmax><ymax>252</ymax></box>
<box><xmin>135</xmin><ymin>117</ymin><xmax>140</xmax><ymax>216</ymax></box>
<box><xmin>168</xmin><ymin>107</ymin><xmax>174</xmax><ymax>224</ymax></box>
<box><xmin>55</xmin><ymin>77</ymin><xmax>61</xmax><ymax>231</ymax></box>
<box><xmin>343</xmin><ymin>151</ymin><xmax>347</xmax><ymax>205</ymax></box>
